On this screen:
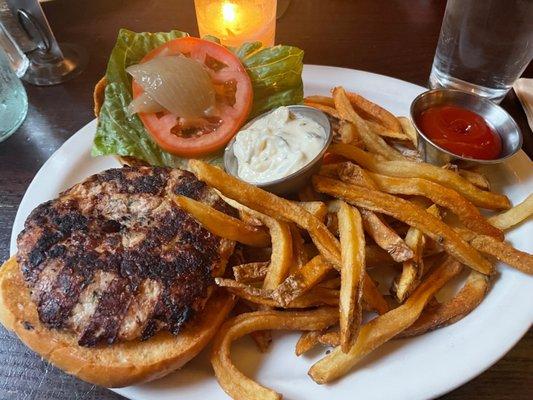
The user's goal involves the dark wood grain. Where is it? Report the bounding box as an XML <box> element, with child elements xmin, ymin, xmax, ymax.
<box><xmin>0</xmin><ymin>1</ymin><xmax>531</xmax><ymax>399</ymax></box>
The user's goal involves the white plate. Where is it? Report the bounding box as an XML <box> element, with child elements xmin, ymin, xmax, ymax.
<box><xmin>10</xmin><ymin>65</ymin><xmax>533</xmax><ymax>400</ymax></box>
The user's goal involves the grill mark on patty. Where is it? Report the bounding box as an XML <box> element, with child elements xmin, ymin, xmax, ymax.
<box><xmin>16</xmin><ymin>166</ymin><xmax>235</xmax><ymax>346</ymax></box>
<box><xmin>22</xmin><ymin>229</ymin><xmax>65</xmax><ymax>284</ymax></box>
<box><xmin>172</xmin><ymin>171</ymin><xmax>207</xmax><ymax>200</ymax></box>
<box><xmin>78</xmin><ymin>276</ymin><xmax>133</xmax><ymax>346</ymax></box>
<box><xmin>38</xmin><ymin>265</ymin><xmax>88</xmax><ymax>328</ymax></box>
<box><xmin>67</xmin><ymin>271</ymin><xmax>116</xmax><ymax>333</ymax></box>
<box><xmin>119</xmin><ymin>279</ymin><xmax>161</xmax><ymax>341</ymax></box>
<box><xmin>97</xmin><ymin>167</ymin><xmax>169</xmax><ymax>195</ymax></box>
<box><xmin>31</xmin><ymin>260</ymin><xmax>63</xmax><ymax>301</ymax></box>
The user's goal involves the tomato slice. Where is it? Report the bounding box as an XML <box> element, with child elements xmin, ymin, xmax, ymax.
<box><xmin>132</xmin><ymin>37</ymin><xmax>253</xmax><ymax>157</ymax></box>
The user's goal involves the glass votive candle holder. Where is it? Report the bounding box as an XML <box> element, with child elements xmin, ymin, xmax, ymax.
<box><xmin>194</xmin><ymin>0</ymin><xmax>277</xmax><ymax>48</ymax></box>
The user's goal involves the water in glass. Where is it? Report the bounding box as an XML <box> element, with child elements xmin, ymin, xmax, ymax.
<box><xmin>0</xmin><ymin>47</ymin><xmax>27</xmax><ymax>142</ymax></box>
<box><xmin>430</xmin><ymin>0</ymin><xmax>533</xmax><ymax>103</ymax></box>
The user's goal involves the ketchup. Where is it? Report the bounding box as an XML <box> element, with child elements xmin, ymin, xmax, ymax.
<box><xmin>417</xmin><ymin>105</ymin><xmax>502</xmax><ymax>160</ymax></box>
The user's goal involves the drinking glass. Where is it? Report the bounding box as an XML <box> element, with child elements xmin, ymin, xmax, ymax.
<box><xmin>429</xmin><ymin>0</ymin><xmax>533</xmax><ymax>103</ymax></box>
<box><xmin>0</xmin><ymin>47</ymin><xmax>27</xmax><ymax>142</ymax></box>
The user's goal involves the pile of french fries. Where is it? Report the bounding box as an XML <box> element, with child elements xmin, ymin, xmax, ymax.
<box><xmin>180</xmin><ymin>87</ymin><xmax>533</xmax><ymax>400</ymax></box>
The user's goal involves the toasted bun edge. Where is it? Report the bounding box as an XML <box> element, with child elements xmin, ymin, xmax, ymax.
<box><xmin>0</xmin><ymin>256</ymin><xmax>235</xmax><ymax>387</ymax></box>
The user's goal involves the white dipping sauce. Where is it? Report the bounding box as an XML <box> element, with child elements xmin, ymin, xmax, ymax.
<box><xmin>233</xmin><ymin>106</ymin><xmax>326</xmax><ymax>184</ymax></box>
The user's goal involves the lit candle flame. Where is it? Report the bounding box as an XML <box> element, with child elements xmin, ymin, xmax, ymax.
<box><xmin>195</xmin><ymin>0</ymin><xmax>276</xmax><ymax>47</ymax></box>
<box><xmin>222</xmin><ymin>2</ymin><xmax>237</xmax><ymax>24</ymax></box>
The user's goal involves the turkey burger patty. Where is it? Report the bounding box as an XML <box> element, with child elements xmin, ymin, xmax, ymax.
<box><xmin>16</xmin><ymin>166</ymin><xmax>235</xmax><ymax>347</ymax></box>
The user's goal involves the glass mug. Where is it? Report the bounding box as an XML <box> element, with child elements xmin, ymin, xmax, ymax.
<box><xmin>429</xmin><ymin>0</ymin><xmax>533</xmax><ymax>103</ymax></box>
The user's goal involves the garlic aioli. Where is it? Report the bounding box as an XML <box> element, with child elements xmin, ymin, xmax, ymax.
<box><xmin>233</xmin><ymin>106</ymin><xmax>326</xmax><ymax>184</ymax></box>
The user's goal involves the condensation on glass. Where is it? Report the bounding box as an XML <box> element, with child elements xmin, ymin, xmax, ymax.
<box><xmin>430</xmin><ymin>0</ymin><xmax>533</xmax><ymax>103</ymax></box>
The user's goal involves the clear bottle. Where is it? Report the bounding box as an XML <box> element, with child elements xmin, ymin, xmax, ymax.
<box><xmin>429</xmin><ymin>0</ymin><xmax>533</xmax><ymax>103</ymax></box>
<box><xmin>0</xmin><ymin>23</ymin><xmax>29</xmax><ymax>77</ymax></box>
<box><xmin>0</xmin><ymin>35</ymin><xmax>28</xmax><ymax>141</ymax></box>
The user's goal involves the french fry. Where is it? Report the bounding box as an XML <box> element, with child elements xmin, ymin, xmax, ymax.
<box><xmin>398</xmin><ymin>116</ymin><xmax>418</xmax><ymax>147</ymax></box>
<box><xmin>362</xmin><ymin>273</ymin><xmax>390</xmax><ymax>314</ymax></box>
<box><xmin>303</xmin><ymin>243</ymin><xmax>319</xmax><ymax>260</ymax></box>
<box><xmin>452</xmin><ymin>225</ymin><xmax>533</xmax><ymax>274</ymax></box>
<box><xmin>337</xmin><ymin>202</ymin><xmax>365</xmax><ymax>352</ymax></box>
<box><xmin>488</xmin><ymin>194</ymin><xmax>533</xmax><ymax>230</ymax></box>
<box><xmin>190</xmin><ymin>161</ymin><xmax>390</xmax><ymax>312</ymax></box>
<box><xmin>345</xmin><ymin>90</ymin><xmax>402</xmax><ymax>132</ymax></box>
<box><xmin>332</xmin><ymin>87</ymin><xmax>407</xmax><ymax>161</ymax></box>
<box><xmin>442</xmin><ymin>163</ymin><xmax>491</xmax><ymax>190</ymax></box>
<box><xmin>250</xmin><ymin>215</ymin><xmax>292</xmax><ymax>352</ymax></box>
<box><xmin>469</xmin><ymin>235</ymin><xmax>533</xmax><ymax>275</ymax></box>
<box><xmin>239</xmin><ymin>210</ymin><xmax>264</xmax><ymax>227</ymax></box>
<box><xmin>327</xmin><ymin>143</ymin><xmax>510</xmax><ymax>210</ymax></box>
<box><xmin>335</xmin><ymin>120</ymin><xmax>363</xmax><ymax>146</ymax></box>
<box><xmin>394</xmin><ymin>205</ymin><xmax>440</xmax><ymax>303</ymax></box>
<box><xmin>173</xmin><ymin>195</ymin><xmax>270</xmax><ymax>247</ymax></box>
<box><xmin>312</xmin><ymin>268</ymin><xmax>487</xmax><ymax>342</ymax></box>
<box><xmin>399</xmin><ymin>270</ymin><xmax>489</xmax><ymax>337</ymax></box>
<box><xmin>334</xmin><ymin>161</ymin><xmax>502</xmax><ymax>239</ymax></box>
<box><xmin>233</xmin><ymin>262</ymin><xmax>270</xmax><ymax>283</ymax></box>
<box><xmin>296</xmin><ymin>330</ymin><xmax>324</xmax><ymax>356</ymax></box>
<box><xmin>272</xmin><ymin>255</ymin><xmax>333</xmax><ymax>306</ymax></box>
<box><xmin>365</xmin><ymin>119</ymin><xmax>409</xmax><ymax>141</ymax></box>
<box><xmin>335</xmin><ymin>161</ymin><xmax>377</xmax><ymax>187</ymax></box>
<box><xmin>361</xmin><ymin>210</ymin><xmax>414</xmax><ymax>262</ymax></box>
<box><xmin>318</xmin><ymin>277</ymin><xmax>341</xmax><ymax>289</ymax></box>
<box><xmin>365</xmin><ymin>244</ymin><xmax>397</xmax><ymax>268</ymax></box>
<box><xmin>325</xmin><ymin>211</ymin><xmax>339</xmax><ymax>236</ymax></box>
<box><xmin>233</xmin><ymin>301</ymin><xmax>272</xmax><ymax>352</ymax></box>
<box><xmin>297</xmin><ymin>201</ymin><xmax>328</xmax><ymax>222</ymax></box>
<box><xmin>211</xmin><ymin>308</ymin><xmax>338</xmax><ymax>400</ymax></box>
<box><xmin>249</xmin><ymin>330</ymin><xmax>272</xmax><ymax>353</ymax></box>
<box><xmin>192</xmin><ymin>88</ymin><xmax>531</xmax><ymax>399</ymax></box>
<box><xmin>290</xmin><ymin>224</ymin><xmax>309</xmax><ymax>272</ymax></box>
<box><xmin>457</xmin><ymin>169</ymin><xmax>490</xmax><ymax>190</ymax></box>
<box><xmin>313</xmin><ymin>90</ymin><xmax>407</xmax><ymax>142</ymax></box>
<box><xmin>215</xmin><ymin>174</ymin><xmax>339</xmax><ymax>269</ymax></box>
<box><xmin>217</xmin><ymin>194</ymin><xmax>295</xmax><ymax>287</ymax></box>
<box><xmin>241</xmin><ymin>246</ymin><xmax>273</xmax><ymax>263</ymax></box>
<box><xmin>308</xmin><ymin>256</ymin><xmax>462</xmax><ymax>384</ymax></box>
<box><xmin>304</xmin><ymin>101</ymin><xmax>340</xmax><ymax>119</ymax></box>
<box><xmin>331</xmin><ymin>164</ymin><xmax>415</xmax><ymax>262</ymax></box>
<box><xmin>318</xmin><ymin>163</ymin><xmax>342</xmax><ymax>178</ymax></box>
<box><xmin>363</xmin><ymin>171</ymin><xmax>503</xmax><ymax>239</ymax></box>
<box><xmin>313</xmin><ymin>175</ymin><xmax>493</xmax><ymax>274</ymax></box>
<box><xmin>304</xmin><ymin>95</ymin><xmax>335</xmax><ymax>107</ymax></box>
<box><xmin>261</xmin><ymin>217</ymin><xmax>293</xmax><ymax>290</ymax></box>
<box><xmin>216</xmin><ymin>191</ymin><xmax>292</xmax><ymax>348</ymax></box>
<box><xmin>216</xmin><ymin>278</ymin><xmax>340</xmax><ymax>308</ymax></box>
<box><xmin>299</xmin><ymin>240</ymin><xmax>394</xmax><ymax>270</ymax></box>
<box><xmin>297</xmin><ymin>184</ymin><xmax>324</xmax><ymax>202</ymax></box>
<box><xmin>318</xmin><ymin>331</ymin><xmax>341</xmax><ymax>347</ymax></box>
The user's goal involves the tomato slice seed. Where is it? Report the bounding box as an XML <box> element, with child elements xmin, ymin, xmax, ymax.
<box><xmin>205</xmin><ymin>54</ymin><xmax>228</xmax><ymax>72</ymax></box>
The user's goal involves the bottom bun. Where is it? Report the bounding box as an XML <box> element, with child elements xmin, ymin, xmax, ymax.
<box><xmin>0</xmin><ymin>256</ymin><xmax>235</xmax><ymax>387</ymax></box>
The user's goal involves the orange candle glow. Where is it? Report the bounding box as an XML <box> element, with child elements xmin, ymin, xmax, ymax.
<box><xmin>194</xmin><ymin>0</ymin><xmax>277</xmax><ymax>47</ymax></box>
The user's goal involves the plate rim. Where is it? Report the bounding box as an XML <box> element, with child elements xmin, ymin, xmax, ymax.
<box><xmin>9</xmin><ymin>65</ymin><xmax>533</xmax><ymax>400</ymax></box>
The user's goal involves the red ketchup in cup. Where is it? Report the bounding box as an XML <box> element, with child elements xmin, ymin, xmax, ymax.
<box><xmin>417</xmin><ymin>105</ymin><xmax>502</xmax><ymax>160</ymax></box>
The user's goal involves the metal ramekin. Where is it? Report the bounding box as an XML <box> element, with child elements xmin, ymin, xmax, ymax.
<box><xmin>410</xmin><ymin>89</ymin><xmax>523</xmax><ymax>166</ymax></box>
<box><xmin>224</xmin><ymin>105</ymin><xmax>332</xmax><ymax>195</ymax></box>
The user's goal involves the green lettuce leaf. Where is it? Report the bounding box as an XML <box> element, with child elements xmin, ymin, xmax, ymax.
<box><xmin>240</xmin><ymin>44</ymin><xmax>304</xmax><ymax>118</ymax></box>
<box><xmin>92</xmin><ymin>29</ymin><xmax>304</xmax><ymax>167</ymax></box>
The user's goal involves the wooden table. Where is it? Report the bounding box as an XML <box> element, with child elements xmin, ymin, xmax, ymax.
<box><xmin>0</xmin><ymin>1</ymin><xmax>531</xmax><ymax>399</ymax></box>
